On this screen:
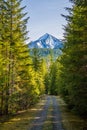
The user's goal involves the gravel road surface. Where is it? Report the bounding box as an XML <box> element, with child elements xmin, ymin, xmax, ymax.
<box><xmin>29</xmin><ymin>96</ymin><xmax>64</xmax><ymax>130</ymax></box>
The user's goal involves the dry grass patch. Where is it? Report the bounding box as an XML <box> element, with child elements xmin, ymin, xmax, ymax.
<box><xmin>57</xmin><ymin>96</ymin><xmax>87</xmax><ymax>130</ymax></box>
<box><xmin>0</xmin><ymin>98</ymin><xmax>46</xmax><ymax>130</ymax></box>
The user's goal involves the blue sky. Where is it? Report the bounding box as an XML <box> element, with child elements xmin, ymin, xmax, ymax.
<box><xmin>23</xmin><ymin>0</ymin><xmax>72</xmax><ymax>42</ymax></box>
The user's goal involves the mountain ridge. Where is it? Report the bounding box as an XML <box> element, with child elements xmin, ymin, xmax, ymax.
<box><xmin>28</xmin><ymin>33</ymin><xmax>63</xmax><ymax>49</ymax></box>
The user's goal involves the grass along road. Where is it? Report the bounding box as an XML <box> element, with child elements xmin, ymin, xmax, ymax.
<box><xmin>0</xmin><ymin>97</ymin><xmax>46</xmax><ymax>130</ymax></box>
<box><xmin>57</xmin><ymin>97</ymin><xmax>87</xmax><ymax>130</ymax></box>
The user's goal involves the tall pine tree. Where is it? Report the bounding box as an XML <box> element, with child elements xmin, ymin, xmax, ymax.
<box><xmin>59</xmin><ymin>0</ymin><xmax>87</xmax><ymax>116</ymax></box>
<box><xmin>0</xmin><ymin>0</ymin><xmax>37</xmax><ymax>114</ymax></box>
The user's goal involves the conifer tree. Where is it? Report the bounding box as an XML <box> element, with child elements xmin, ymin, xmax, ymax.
<box><xmin>0</xmin><ymin>0</ymin><xmax>34</xmax><ymax>114</ymax></box>
<box><xmin>0</xmin><ymin>0</ymin><xmax>10</xmax><ymax>114</ymax></box>
<box><xmin>32</xmin><ymin>48</ymin><xmax>46</xmax><ymax>96</ymax></box>
<box><xmin>60</xmin><ymin>0</ymin><xmax>87</xmax><ymax>116</ymax></box>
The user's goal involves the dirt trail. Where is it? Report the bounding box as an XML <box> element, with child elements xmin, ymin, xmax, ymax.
<box><xmin>29</xmin><ymin>96</ymin><xmax>64</xmax><ymax>130</ymax></box>
<box><xmin>52</xmin><ymin>96</ymin><xmax>64</xmax><ymax>130</ymax></box>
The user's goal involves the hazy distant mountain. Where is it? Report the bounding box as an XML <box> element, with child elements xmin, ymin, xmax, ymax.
<box><xmin>28</xmin><ymin>33</ymin><xmax>63</xmax><ymax>49</ymax></box>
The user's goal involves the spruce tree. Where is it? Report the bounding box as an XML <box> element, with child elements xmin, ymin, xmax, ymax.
<box><xmin>0</xmin><ymin>0</ymin><xmax>33</xmax><ymax>114</ymax></box>
<box><xmin>60</xmin><ymin>0</ymin><xmax>87</xmax><ymax>116</ymax></box>
<box><xmin>32</xmin><ymin>48</ymin><xmax>45</xmax><ymax>96</ymax></box>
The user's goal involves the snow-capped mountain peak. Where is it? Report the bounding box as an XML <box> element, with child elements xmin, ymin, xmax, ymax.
<box><xmin>28</xmin><ymin>33</ymin><xmax>63</xmax><ymax>49</ymax></box>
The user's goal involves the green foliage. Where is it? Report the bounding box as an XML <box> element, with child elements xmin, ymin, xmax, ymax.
<box><xmin>47</xmin><ymin>0</ymin><xmax>87</xmax><ymax>117</ymax></box>
<box><xmin>58</xmin><ymin>0</ymin><xmax>87</xmax><ymax>116</ymax></box>
<box><xmin>0</xmin><ymin>0</ymin><xmax>31</xmax><ymax>114</ymax></box>
<box><xmin>45</xmin><ymin>58</ymin><xmax>62</xmax><ymax>95</ymax></box>
<box><xmin>30</xmin><ymin>48</ymin><xmax>62</xmax><ymax>60</ymax></box>
<box><xmin>49</xmin><ymin>61</ymin><xmax>58</xmax><ymax>95</ymax></box>
<box><xmin>31</xmin><ymin>48</ymin><xmax>48</xmax><ymax>96</ymax></box>
<box><xmin>0</xmin><ymin>0</ymin><xmax>46</xmax><ymax>115</ymax></box>
<box><xmin>44</xmin><ymin>72</ymin><xmax>50</xmax><ymax>94</ymax></box>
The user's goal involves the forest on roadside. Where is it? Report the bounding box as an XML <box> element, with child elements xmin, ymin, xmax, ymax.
<box><xmin>0</xmin><ymin>0</ymin><xmax>87</xmax><ymax>118</ymax></box>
